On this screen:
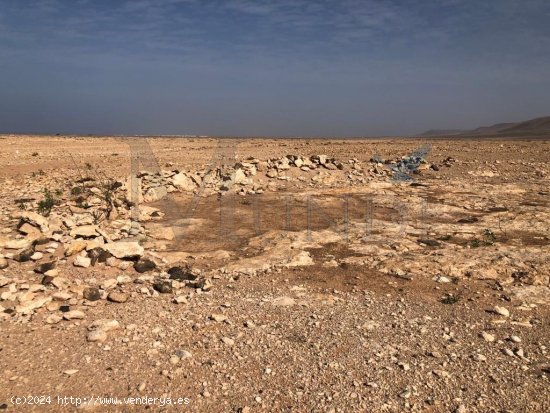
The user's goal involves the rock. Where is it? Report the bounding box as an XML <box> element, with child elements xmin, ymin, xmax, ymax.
<box><xmin>30</xmin><ymin>252</ymin><xmax>43</xmax><ymax>261</ymax></box>
<box><xmin>502</xmin><ymin>348</ymin><xmax>515</xmax><ymax>357</ymax></box>
<box><xmin>418</xmin><ymin>238</ymin><xmax>442</xmax><ymax>247</ymax></box>
<box><xmin>0</xmin><ymin>257</ymin><xmax>8</xmax><ymax>269</ymax></box>
<box><xmin>88</xmin><ymin>247</ymin><xmax>112</xmax><ymax>266</ymax></box>
<box><xmin>233</xmin><ymin>168</ymin><xmax>247</xmax><ymax>184</ymax></box>
<box><xmin>143</xmin><ymin>186</ymin><xmax>168</xmax><ymax>203</ymax></box>
<box><xmin>83</xmin><ymin>287</ymin><xmax>101</xmax><ymax>301</ymax></box>
<box><xmin>73</xmin><ymin>255</ymin><xmax>91</xmax><ymax>268</ymax></box>
<box><xmin>398</xmin><ymin>362</ymin><xmax>410</xmax><ymax>371</ymax></box>
<box><xmin>45</xmin><ymin>314</ymin><xmax>62</xmax><ymax>324</ymax></box>
<box><xmin>510</xmin><ymin>335</ymin><xmax>521</xmax><ymax>343</ymax></box>
<box><xmin>34</xmin><ymin>260</ymin><xmax>57</xmax><ymax>274</ymax></box>
<box><xmin>175</xmin><ymin>349</ymin><xmax>192</xmax><ymax>359</ymax></box>
<box><xmin>210</xmin><ymin>314</ymin><xmax>227</xmax><ymax>322</ymax></box>
<box><xmin>172</xmin><ymin>173</ymin><xmax>196</xmax><ymax>191</ymax></box>
<box><xmin>63</xmin><ymin>369</ymin><xmax>78</xmax><ymax>376</ymax></box>
<box><xmin>51</xmin><ymin>277</ymin><xmax>69</xmax><ymax>289</ymax></box>
<box><xmin>434</xmin><ymin>275</ymin><xmax>451</xmax><ymax>283</ymax></box>
<box><xmin>173</xmin><ymin>295</ymin><xmax>187</xmax><ymax>304</ymax></box>
<box><xmin>5</xmin><ymin>239</ymin><xmax>33</xmax><ymax>250</ymax></box>
<box><xmin>86</xmin><ymin>329</ymin><xmax>107</xmax><ymax>342</ymax></box>
<box><xmin>104</xmin><ymin>242</ymin><xmax>144</xmax><ymax>259</ymax></box>
<box><xmin>272</xmin><ymin>296</ymin><xmax>296</xmax><ymax>306</ymax></box>
<box><xmin>18</xmin><ymin>211</ymin><xmax>49</xmax><ymax>232</ymax></box>
<box><xmin>18</xmin><ymin>223</ymin><xmax>42</xmax><ymax>238</ymax></box>
<box><xmin>15</xmin><ymin>296</ymin><xmax>52</xmax><ymax>314</ymax></box>
<box><xmin>168</xmin><ymin>265</ymin><xmax>196</xmax><ymax>281</ymax></box>
<box><xmin>52</xmin><ymin>292</ymin><xmax>72</xmax><ymax>301</ymax></box>
<box><xmin>221</xmin><ymin>336</ymin><xmax>235</xmax><ymax>346</ymax></box>
<box><xmin>455</xmin><ymin>404</ymin><xmax>466</xmax><ymax>413</ymax></box>
<box><xmin>69</xmin><ymin>225</ymin><xmax>99</xmax><ymax>239</ymax></box>
<box><xmin>89</xmin><ymin>319</ymin><xmax>120</xmax><ymax>332</ymax></box>
<box><xmin>63</xmin><ymin>310</ymin><xmax>86</xmax><ymax>320</ymax></box>
<box><xmin>134</xmin><ymin>258</ymin><xmax>156</xmax><ymax>273</ymax></box>
<box><xmin>472</xmin><ymin>353</ymin><xmax>487</xmax><ymax>362</ymax></box>
<box><xmin>13</xmin><ymin>247</ymin><xmax>35</xmax><ymax>262</ymax></box>
<box><xmin>148</xmin><ymin>226</ymin><xmax>175</xmax><ymax>241</ymax></box>
<box><xmin>64</xmin><ymin>240</ymin><xmax>88</xmax><ymax>256</ymax></box>
<box><xmin>480</xmin><ymin>331</ymin><xmax>495</xmax><ymax>342</ymax></box>
<box><xmin>153</xmin><ymin>281</ymin><xmax>172</xmax><ymax>294</ymax></box>
<box><xmin>493</xmin><ymin>306</ymin><xmax>510</xmax><ymax>317</ymax></box>
<box><xmin>107</xmin><ymin>291</ymin><xmax>128</xmax><ymax>303</ymax></box>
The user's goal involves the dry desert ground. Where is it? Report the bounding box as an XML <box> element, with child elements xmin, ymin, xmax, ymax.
<box><xmin>0</xmin><ymin>135</ymin><xmax>548</xmax><ymax>412</ymax></box>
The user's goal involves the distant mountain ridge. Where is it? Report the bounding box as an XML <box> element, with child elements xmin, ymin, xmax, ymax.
<box><xmin>419</xmin><ymin>115</ymin><xmax>550</xmax><ymax>137</ymax></box>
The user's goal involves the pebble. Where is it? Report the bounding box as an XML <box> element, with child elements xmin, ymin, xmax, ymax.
<box><xmin>210</xmin><ymin>314</ymin><xmax>227</xmax><ymax>322</ymax></box>
<box><xmin>153</xmin><ymin>281</ymin><xmax>172</xmax><ymax>294</ymax></box>
<box><xmin>107</xmin><ymin>291</ymin><xmax>128</xmax><ymax>303</ymax></box>
<box><xmin>73</xmin><ymin>255</ymin><xmax>91</xmax><ymax>268</ymax></box>
<box><xmin>83</xmin><ymin>287</ymin><xmax>101</xmax><ymax>301</ymax></box>
<box><xmin>87</xmin><ymin>329</ymin><xmax>107</xmax><ymax>342</ymax></box>
<box><xmin>472</xmin><ymin>353</ymin><xmax>487</xmax><ymax>362</ymax></box>
<box><xmin>45</xmin><ymin>314</ymin><xmax>62</xmax><ymax>324</ymax></box>
<box><xmin>493</xmin><ymin>306</ymin><xmax>510</xmax><ymax>317</ymax></box>
<box><xmin>63</xmin><ymin>310</ymin><xmax>86</xmax><ymax>320</ymax></box>
<box><xmin>502</xmin><ymin>348</ymin><xmax>515</xmax><ymax>357</ymax></box>
<box><xmin>480</xmin><ymin>331</ymin><xmax>495</xmax><ymax>342</ymax></box>
<box><xmin>221</xmin><ymin>337</ymin><xmax>235</xmax><ymax>346</ymax></box>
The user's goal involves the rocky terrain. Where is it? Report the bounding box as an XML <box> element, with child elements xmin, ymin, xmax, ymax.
<box><xmin>0</xmin><ymin>135</ymin><xmax>548</xmax><ymax>412</ymax></box>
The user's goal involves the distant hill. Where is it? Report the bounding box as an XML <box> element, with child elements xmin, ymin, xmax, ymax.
<box><xmin>419</xmin><ymin>115</ymin><xmax>550</xmax><ymax>137</ymax></box>
<box><xmin>419</xmin><ymin>129</ymin><xmax>465</xmax><ymax>137</ymax></box>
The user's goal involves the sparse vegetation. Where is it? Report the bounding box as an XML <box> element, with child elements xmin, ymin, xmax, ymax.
<box><xmin>470</xmin><ymin>228</ymin><xmax>497</xmax><ymax>248</ymax></box>
<box><xmin>441</xmin><ymin>294</ymin><xmax>461</xmax><ymax>305</ymax></box>
<box><xmin>37</xmin><ymin>189</ymin><xmax>60</xmax><ymax>216</ymax></box>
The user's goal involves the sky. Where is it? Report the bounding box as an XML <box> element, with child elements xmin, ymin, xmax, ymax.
<box><xmin>0</xmin><ymin>0</ymin><xmax>549</xmax><ymax>136</ymax></box>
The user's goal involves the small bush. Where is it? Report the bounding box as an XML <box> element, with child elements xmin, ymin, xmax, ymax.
<box><xmin>37</xmin><ymin>189</ymin><xmax>59</xmax><ymax>216</ymax></box>
<box><xmin>441</xmin><ymin>295</ymin><xmax>460</xmax><ymax>305</ymax></box>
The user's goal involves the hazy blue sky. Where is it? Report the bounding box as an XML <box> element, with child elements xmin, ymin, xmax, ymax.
<box><xmin>0</xmin><ymin>0</ymin><xmax>549</xmax><ymax>136</ymax></box>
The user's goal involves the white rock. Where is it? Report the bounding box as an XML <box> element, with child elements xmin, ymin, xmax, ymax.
<box><xmin>493</xmin><ymin>306</ymin><xmax>510</xmax><ymax>317</ymax></box>
<box><xmin>272</xmin><ymin>296</ymin><xmax>296</xmax><ymax>306</ymax></box>
<box><xmin>104</xmin><ymin>242</ymin><xmax>144</xmax><ymax>259</ymax></box>
<box><xmin>63</xmin><ymin>310</ymin><xmax>86</xmax><ymax>320</ymax></box>
<box><xmin>480</xmin><ymin>331</ymin><xmax>495</xmax><ymax>342</ymax></box>
<box><xmin>73</xmin><ymin>255</ymin><xmax>91</xmax><ymax>268</ymax></box>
